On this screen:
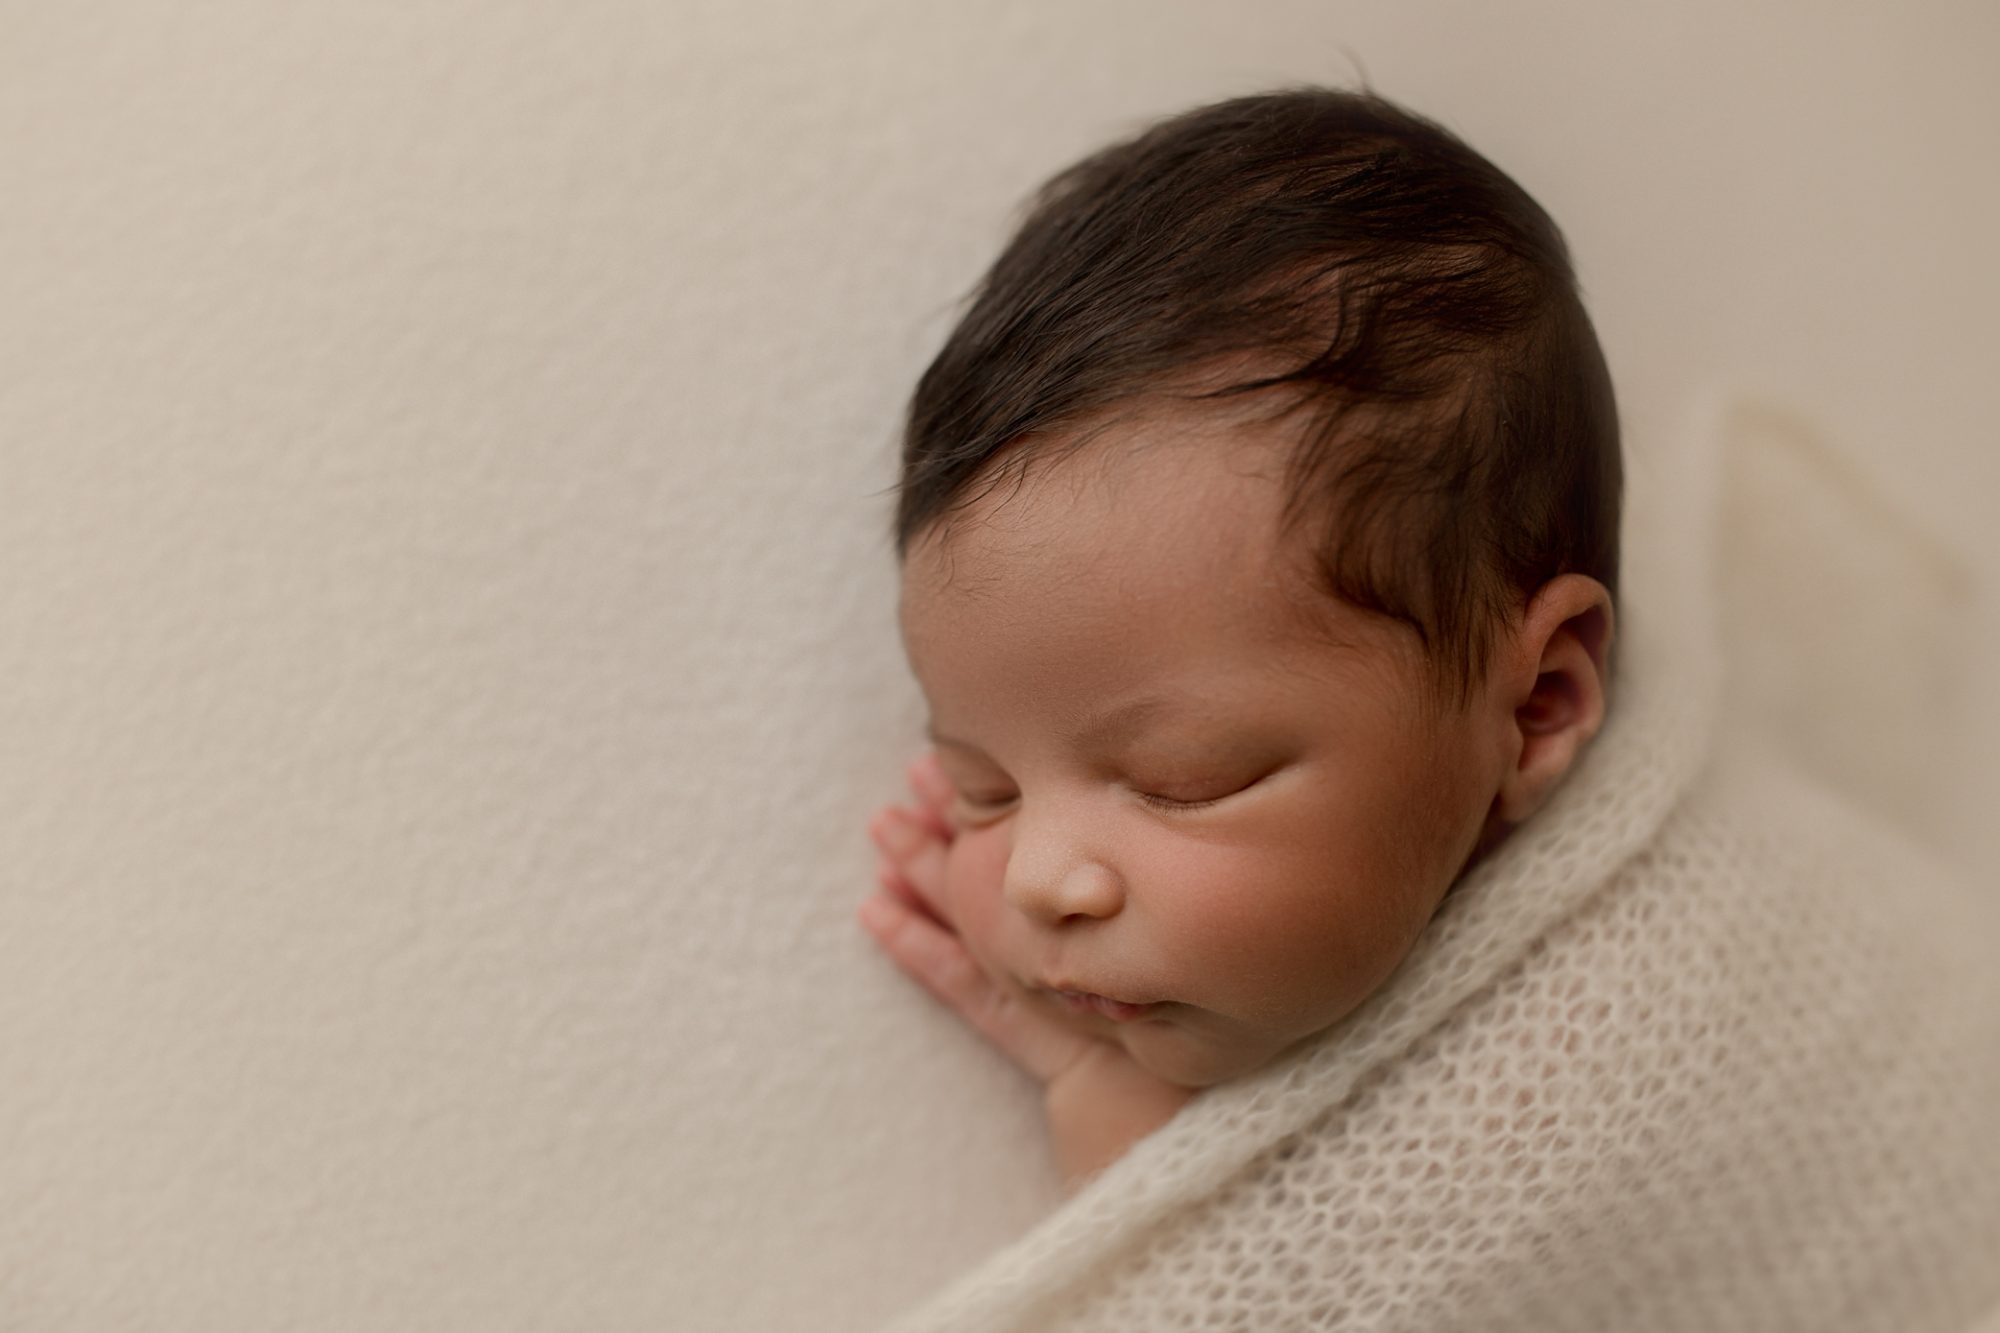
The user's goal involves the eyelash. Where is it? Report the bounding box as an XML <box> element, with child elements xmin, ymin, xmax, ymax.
<box><xmin>957</xmin><ymin>786</ymin><xmax>1233</xmax><ymax>815</ymax></box>
<box><xmin>1134</xmin><ymin>789</ymin><xmax>1226</xmax><ymax>812</ymax></box>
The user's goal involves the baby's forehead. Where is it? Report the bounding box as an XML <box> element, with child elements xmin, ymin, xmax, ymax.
<box><xmin>912</xmin><ymin>432</ymin><xmax>1278</xmax><ymax>583</ymax></box>
<box><xmin>899</xmin><ymin>416</ymin><xmax>1376</xmax><ymax>662</ymax></box>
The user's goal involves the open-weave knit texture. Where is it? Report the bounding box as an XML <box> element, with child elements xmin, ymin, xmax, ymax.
<box><xmin>880</xmin><ymin>402</ymin><xmax>2000</xmax><ymax>1332</ymax></box>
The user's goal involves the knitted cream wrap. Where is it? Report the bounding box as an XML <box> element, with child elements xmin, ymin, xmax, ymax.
<box><xmin>881</xmin><ymin>402</ymin><xmax>2000</xmax><ymax>1333</ymax></box>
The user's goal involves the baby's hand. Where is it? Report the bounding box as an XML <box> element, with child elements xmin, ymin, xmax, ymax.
<box><xmin>860</xmin><ymin>752</ymin><xmax>1196</xmax><ymax>1192</ymax></box>
<box><xmin>860</xmin><ymin>751</ymin><xmax>1106</xmax><ymax>1089</ymax></box>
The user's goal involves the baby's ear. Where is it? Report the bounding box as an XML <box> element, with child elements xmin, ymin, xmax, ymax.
<box><xmin>1491</xmin><ymin>574</ymin><xmax>1614</xmax><ymax>825</ymax></box>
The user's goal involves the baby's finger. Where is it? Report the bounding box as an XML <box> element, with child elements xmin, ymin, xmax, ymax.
<box><xmin>868</xmin><ymin>807</ymin><xmax>950</xmax><ymax>917</ymax></box>
<box><xmin>905</xmin><ymin>751</ymin><xmax>960</xmax><ymax>830</ymax></box>
<box><xmin>877</xmin><ymin>855</ymin><xmax>948</xmax><ymax>931</ymax></box>
<box><xmin>857</xmin><ymin>890</ymin><xmax>990</xmax><ymax>1018</ymax></box>
<box><xmin>856</xmin><ymin>891</ymin><xmax>1101</xmax><ymax>1086</ymax></box>
<box><xmin>894</xmin><ymin>796</ymin><xmax>953</xmax><ymax>846</ymax></box>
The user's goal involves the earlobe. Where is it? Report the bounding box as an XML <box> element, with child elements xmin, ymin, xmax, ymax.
<box><xmin>1493</xmin><ymin>575</ymin><xmax>1614</xmax><ymax>825</ymax></box>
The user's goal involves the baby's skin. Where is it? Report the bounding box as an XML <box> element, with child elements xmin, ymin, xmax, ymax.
<box><xmin>865</xmin><ymin>750</ymin><xmax>1199</xmax><ymax>1194</ymax></box>
<box><xmin>857</xmin><ymin>399</ymin><xmax>1612</xmax><ymax>1194</ymax></box>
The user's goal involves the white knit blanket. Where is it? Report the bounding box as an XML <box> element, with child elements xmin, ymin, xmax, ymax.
<box><xmin>881</xmin><ymin>401</ymin><xmax>2000</xmax><ymax>1332</ymax></box>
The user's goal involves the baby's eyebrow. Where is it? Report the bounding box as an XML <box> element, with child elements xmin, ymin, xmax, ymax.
<box><xmin>1074</xmin><ymin>695</ymin><xmax>1174</xmax><ymax>748</ymax></box>
<box><xmin>930</xmin><ymin>695</ymin><xmax>1242</xmax><ymax>755</ymax></box>
<box><xmin>927</xmin><ymin>697</ymin><xmax>1176</xmax><ymax>755</ymax></box>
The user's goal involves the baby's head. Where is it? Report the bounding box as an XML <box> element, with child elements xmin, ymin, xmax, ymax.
<box><xmin>892</xmin><ymin>88</ymin><xmax>1620</xmax><ymax>1087</ymax></box>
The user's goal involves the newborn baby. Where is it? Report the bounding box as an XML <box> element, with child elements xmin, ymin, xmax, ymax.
<box><xmin>855</xmin><ymin>89</ymin><xmax>2000</xmax><ymax>1332</ymax></box>
<box><xmin>858</xmin><ymin>87</ymin><xmax>1617</xmax><ymax>1194</ymax></box>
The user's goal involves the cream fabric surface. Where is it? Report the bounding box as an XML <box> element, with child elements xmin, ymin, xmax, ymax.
<box><xmin>1714</xmin><ymin>402</ymin><xmax>1977</xmax><ymax>853</ymax></box>
<box><xmin>880</xmin><ymin>400</ymin><xmax>2000</xmax><ymax>1331</ymax></box>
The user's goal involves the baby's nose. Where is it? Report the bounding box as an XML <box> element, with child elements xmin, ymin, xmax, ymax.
<box><xmin>1004</xmin><ymin>858</ymin><xmax>1125</xmax><ymax>925</ymax></box>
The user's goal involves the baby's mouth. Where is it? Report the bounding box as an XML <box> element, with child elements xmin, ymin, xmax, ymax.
<box><xmin>1045</xmin><ymin>988</ymin><xmax>1161</xmax><ymax>1023</ymax></box>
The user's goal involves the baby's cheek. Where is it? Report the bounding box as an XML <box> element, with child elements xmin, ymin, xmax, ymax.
<box><xmin>944</xmin><ymin>824</ymin><xmax>1013</xmax><ymax>915</ymax></box>
<box><xmin>942</xmin><ymin>825</ymin><xmax>1015</xmax><ymax>965</ymax></box>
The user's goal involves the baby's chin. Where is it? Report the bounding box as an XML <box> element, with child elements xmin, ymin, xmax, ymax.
<box><xmin>1116</xmin><ymin>1016</ymin><xmax>1299</xmax><ymax>1090</ymax></box>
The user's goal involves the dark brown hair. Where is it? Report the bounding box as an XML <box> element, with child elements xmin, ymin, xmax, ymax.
<box><xmin>894</xmin><ymin>87</ymin><xmax>1620</xmax><ymax>704</ymax></box>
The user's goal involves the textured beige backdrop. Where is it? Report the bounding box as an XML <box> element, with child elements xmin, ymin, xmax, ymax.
<box><xmin>3</xmin><ymin>3</ymin><xmax>1995</xmax><ymax>1330</ymax></box>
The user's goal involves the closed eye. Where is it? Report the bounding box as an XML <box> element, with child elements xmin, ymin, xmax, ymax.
<box><xmin>1134</xmin><ymin>790</ymin><xmax>1225</xmax><ymax>812</ymax></box>
<box><xmin>1132</xmin><ymin>769</ymin><xmax>1275</xmax><ymax>813</ymax></box>
<box><xmin>952</xmin><ymin>791</ymin><xmax>1018</xmax><ymax>821</ymax></box>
